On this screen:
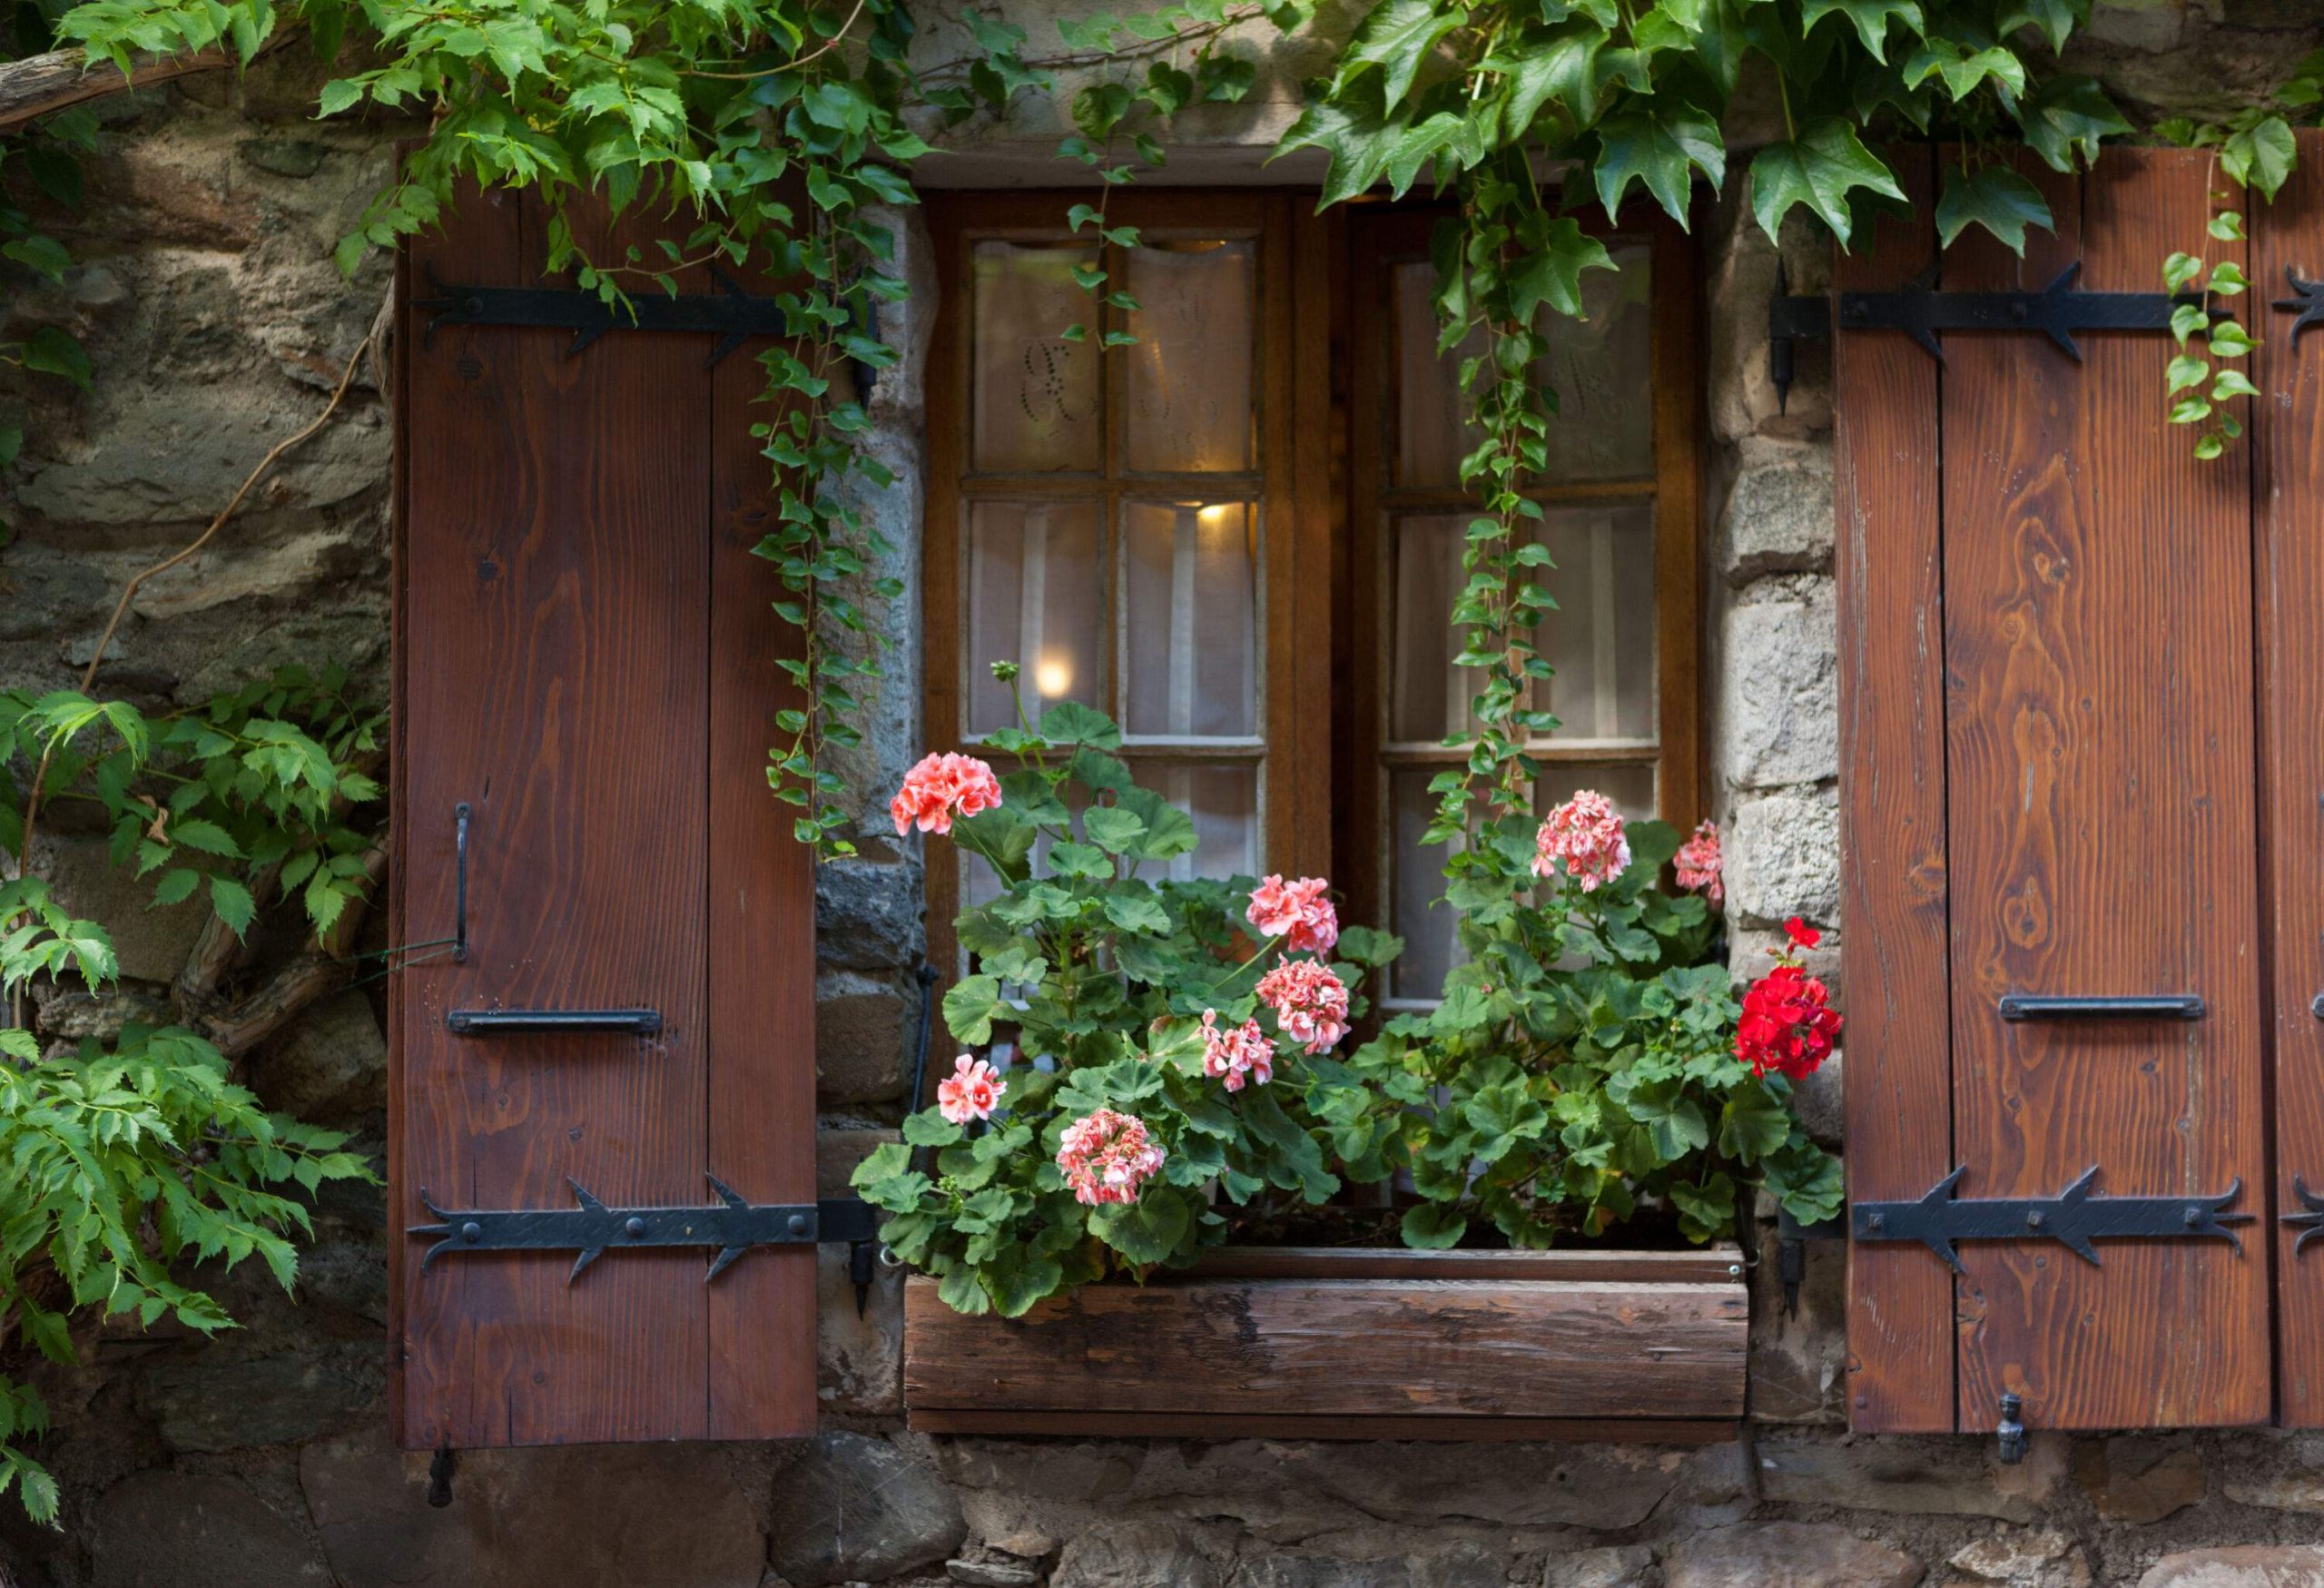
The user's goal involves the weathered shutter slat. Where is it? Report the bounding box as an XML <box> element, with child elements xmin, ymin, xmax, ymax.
<box><xmin>1837</xmin><ymin>144</ymin><xmax>1956</xmax><ymax>1434</ymax></box>
<box><xmin>2260</xmin><ymin>129</ymin><xmax>2324</xmax><ymax>1428</ymax></box>
<box><xmin>704</xmin><ymin>234</ymin><xmax>819</xmax><ymax>1440</ymax></box>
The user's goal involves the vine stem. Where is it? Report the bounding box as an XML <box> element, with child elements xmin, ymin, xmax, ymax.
<box><xmin>7</xmin><ymin>333</ymin><xmax>374</xmax><ymax>1028</ymax></box>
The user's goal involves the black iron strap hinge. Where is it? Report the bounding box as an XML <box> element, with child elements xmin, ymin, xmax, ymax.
<box><xmin>1852</xmin><ymin>1165</ymin><xmax>2251</xmax><ymax>1275</ymax></box>
<box><xmin>410</xmin><ymin>1177</ymin><xmax>882</xmax><ymax>1287</ymax></box>
<box><xmin>416</xmin><ymin>266</ymin><xmax>786</xmax><ymax>367</ymax></box>
<box><xmin>1768</xmin><ymin>261</ymin><xmax>2215</xmax><ymax>411</ymax></box>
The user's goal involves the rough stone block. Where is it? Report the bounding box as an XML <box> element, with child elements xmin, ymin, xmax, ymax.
<box><xmin>136</xmin><ymin>1346</ymin><xmax>379</xmax><ymax>1453</ymax></box>
<box><xmin>2076</xmin><ymin>1435</ymin><xmax>2207</xmax><ymax>1524</ymax></box>
<box><xmin>767</xmin><ymin>1430</ymin><xmax>966</xmax><ymax>1586</ymax></box>
<box><xmin>251</xmin><ymin>988</ymin><xmax>387</xmax><ymax>1121</ymax></box>
<box><xmin>2217</xmin><ymin>1432</ymin><xmax>2324</xmax><ymax>1514</ymax></box>
<box><xmin>90</xmin><ymin>1471</ymin><xmax>332</xmax><ymax>1588</ymax></box>
<box><xmin>1755</xmin><ymin>1432</ymin><xmax>2048</xmax><ymax>1520</ymax></box>
<box><xmin>816</xmin><ymin>968</ymin><xmax>913</xmax><ymax>1105</ymax></box>
<box><xmin>1748</xmin><ymin>1232</ymin><xmax>1846</xmax><ymax>1425</ymax></box>
<box><xmin>1704</xmin><ymin>197</ymin><xmax>1829</xmax><ymax>444</ymax></box>
<box><xmin>1947</xmin><ymin>1527</ymin><xmax>2093</xmax><ymax>1588</ymax></box>
<box><xmin>816</xmin><ymin>853</ymin><xmax>926</xmax><ymax>972</ymax></box>
<box><xmin>1719</xmin><ymin>582</ymin><xmax>1837</xmax><ymax>790</ymax></box>
<box><xmin>818</xmin><ymin>1123</ymin><xmax>903</xmax><ymax>1198</ymax></box>
<box><xmin>1050</xmin><ymin>1519</ymin><xmax>1219</xmax><ymax>1588</ymax></box>
<box><xmin>1724</xmin><ymin>787</ymin><xmax>1840</xmax><ymax>928</ymax></box>
<box><xmin>1663</xmin><ymin>1522</ymin><xmax>1920</xmax><ymax>1588</ymax></box>
<box><xmin>300</xmin><ymin>1426</ymin><xmax>765</xmax><ymax>1588</ymax></box>
<box><xmin>1541</xmin><ymin>1546</ymin><xmax>1655</xmax><ymax>1588</ymax></box>
<box><xmin>818</xmin><ymin>1244</ymin><xmax>904</xmax><ymax>1415</ymax></box>
<box><xmin>2138</xmin><ymin>1548</ymin><xmax>2324</xmax><ymax>1588</ymax></box>
<box><xmin>1718</xmin><ymin>439</ymin><xmax>1834</xmax><ymax>580</ymax></box>
<box><xmin>37</xmin><ymin>833</ymin><xmax>212</xmax><ymax>982</ymax></box>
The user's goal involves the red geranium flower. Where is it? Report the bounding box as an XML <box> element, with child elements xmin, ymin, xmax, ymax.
<box><xmin>1736</xmin><ymin>920</ymin><xmax>1841</xmax><ymax>1081</ymax></box>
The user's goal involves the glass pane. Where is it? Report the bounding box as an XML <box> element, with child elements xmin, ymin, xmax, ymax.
<box><xmin>1125</xmin><ymin>242</ymin><xmax>1256</xmax><ymax>473</ymax></box>
<box><xmin>1393</xmin><ymin>242</ymin><xmax>1655</xmax><ymax>488</ymax></box>
<box><xmin>972</xmin><ymin>242</ymin><xmax>1101</xmax><ymax>473</ymax></box>
<box><xmin>1389</xmin><ymin>513</ymin><xmax>1482</xmax><ymax>744</ymax></box>
<box><xmin>1123</xmin><ymin>500</ymin><xmax>1258</xmax><ymax>739</ymax></box>
<box><xmin>1541</xmin><ymin>240</ymin><xmax>1653</xmax><ymax>483</ymax></box>
<box><xmin>1393</xmin><ymin>262</ymin><xmax>1481</xmax><ymax>489</ymax></box>
<box><xmin>1537</xmin><ymin>504</ymin><xmax>1656</xmax><ymax>743</ymax></box>
<box><xmin>964</xmin><ymin>501</ymin><xmax>1103</xmax><ymax>736</ymax></box>
<box><xmin>1137</xmin><ymin>763</ymin><xmax>1258</xmax><ymax>884</ymax></box>
<box><xmin>1533</xmin><ymin>761</ymin><xmax>1657</xmax><ymax>823</ymax></box>
<box><xmin>1387</xmin><ymin>767</ymin><xmax>1461</xmax><ymax>1003</ymax></box>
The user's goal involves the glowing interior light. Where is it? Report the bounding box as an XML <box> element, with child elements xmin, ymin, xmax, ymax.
<box><xmin>1034</xmin><ymin>654</ymin><xmax>1074</xmax><ymax>698</ymax></box>
<box><xmin>1196</xmin><ymin>502</ymin><xmax>1234</xmax><ymax>528</ymax></box>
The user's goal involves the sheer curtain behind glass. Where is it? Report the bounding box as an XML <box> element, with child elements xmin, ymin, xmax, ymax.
<box><xmin>1380</xmin><ymin>241</ymin><xmax>1661</xmax><ymax>1005</ymax></box>
<box><xmin>956</xmin><ymin>223</ymin><xmax>1266</xmax><ymax>933</ymax></box>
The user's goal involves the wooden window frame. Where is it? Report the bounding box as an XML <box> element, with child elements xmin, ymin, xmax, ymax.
<box><xmin>922</xmin><ymin>191</ymin><xmax>1701</xmax><ymax>987</ymax></box>
<box><xmin>922</xmin><ymin>191</ymin><xmax>1334</xmax><ymax>977</ymax></box>
<box><xmin>1335</xmin><ymin>204</ymin><xmax>1705</xmax><ymax>962</ymax></box>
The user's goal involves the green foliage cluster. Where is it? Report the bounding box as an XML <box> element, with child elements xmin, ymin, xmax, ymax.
<box><xmin>1347</xmin><ymin>818</ymin><xmax>1840</xmax><ymax>1251</ymax></box>
<box><xmin>2</xmin><ymin>0</ymin><xmax>100</xmax><ymax>511</ymax></box>
<box><xmin>853</xmin><ymin>688</ymin><xmax>1400</xmax><ymax>1317</ymax></box>
<box><xmin>0</xmin><ymin>667</ymin><xmax>382</xmax><ymax>1525</ymax></box>
<box><xmin>2152</xmin><ymin>51</ymin><xmax>2324</xmax><ymax>456</ymax></box>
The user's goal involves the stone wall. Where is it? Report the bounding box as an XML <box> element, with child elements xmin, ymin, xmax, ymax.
<box><xmin>10</xmin><ymin>3</ymin><xmax>2324</xmax><ymax>1585</ymax></box>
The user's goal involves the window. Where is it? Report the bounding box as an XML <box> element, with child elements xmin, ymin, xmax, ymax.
<box><xmin>924</xmin><ymin>193</ymin><xmax>1699</xmax><ymax>985</ymax></box>
<box><xmin>1344</xmin><ymin>209</ymin><xmax>1702</xmax><ymax>1004</ymax></box>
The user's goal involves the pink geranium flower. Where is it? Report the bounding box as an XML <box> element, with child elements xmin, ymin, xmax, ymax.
<box><xmin>1255</xmin><ymin>959</ymin><xmax>1349</xmax><ymax>1056</ymax></box>
<box><xmin>1199</xmin><ymin>1009</ymin><xmax>1276</xmax><ymax>1091</ymax></box>
<box><xmin>890</xmin><ymin>752</ymin><xmax>1003</xmax><ymax>837</ymax></box>
<box><xmin>1531</xmin><ymin>790</ymin><xmax>1632</xmax><ymax>893</ymax></box>
<box><xmin>1055</xmin><ymin>1108</ymin><xmax>1167</xmax><ymax>1207</ymax></box>
<box><xmin>1246</xmin><ymin>874</ymin><xmax>1339</xmax><ymax>956</ymax></box>
<box><xmin>1675</xmin><ymin>819</ymin><xmax>1723</xmax><ymax>904</ymax></box>
<box><xmin>935</xmin><ymin>1054</ymin><xmax>1006</xmax><ymax>1125</ymax></box>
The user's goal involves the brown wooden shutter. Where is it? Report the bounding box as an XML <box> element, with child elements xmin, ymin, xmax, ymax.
<box><xmin>387</xmin><ymin>186</ymin><xmax>817</xmax><ymax>1448</ymax></box>
<box><xmin>1840</xmin><ymin>146</ymin><xmax>2271</xmax><ymax>1433</ymax></box>
<box><xmin>2262</xmin><ymin>130</ymin><xmax>2324</xmax><ymax>1428</ymax></box>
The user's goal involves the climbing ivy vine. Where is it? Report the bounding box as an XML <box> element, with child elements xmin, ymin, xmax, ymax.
<box><xmin>23</xmin><ymin>0</ymin><xmax>2322</xmax><ymax>827</ymax></box>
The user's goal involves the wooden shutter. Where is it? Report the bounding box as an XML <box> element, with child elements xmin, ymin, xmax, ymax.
<box><xmin>2263</xmin><ymin>130</ymin><xmax>2324</xmax><ymax>1427</ymax></box>
<box><xmin>387</xmin><ymin>186</ymin><xmax>817</xmax><ymax>1449</ymax></box>
<box><xmin>1840</xmin><ymin>146</ymin><xmax>2271</xmax><ymax>1433</ymax></box>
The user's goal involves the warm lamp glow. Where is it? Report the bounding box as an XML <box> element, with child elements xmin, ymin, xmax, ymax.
<box><xmin>1034</xmin><ymin>654</ymin><xmax>1074</xmax><ymax>698</ymax></box>
<box><xmin>1196</xmin><ymin>502</ymin><xmax>1234</xmax><ymax>528</ymax></box>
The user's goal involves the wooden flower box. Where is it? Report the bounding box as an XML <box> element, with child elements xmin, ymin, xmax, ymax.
<box><xmin>903</xmin><ymin>1245</ymin><xmax>1748</xmax><ymax>1442</ymax></box>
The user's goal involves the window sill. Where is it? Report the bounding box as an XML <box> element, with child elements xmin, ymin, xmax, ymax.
<box><xmin>902</xmin><ymin>1245</ymin><xmax>1747</xmax><ymax>1442</ymax></box>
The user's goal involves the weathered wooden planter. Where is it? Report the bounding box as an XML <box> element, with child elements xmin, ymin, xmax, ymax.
<box><xmin>904</xmin><ymin>1246</ymin><xmax>1748</xmax><ymax>1442</ymax></box>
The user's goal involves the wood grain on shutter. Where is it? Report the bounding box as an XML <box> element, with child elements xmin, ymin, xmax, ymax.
<box><xmin>2261</xmin><ymin>129</ymin><xmax>2324</xmax><ymax>1426</ymax></box>
<box><xmin>705</xmin><ymin>223</ymin><xmax>819</xmax><ymax>1439</ymax></box>
<box><xmin>1941</xmin><ymin>149</ymin><xmax>2267</xmax><ymax>1429</ymax></box>
<box><xmin>392</xmin><ymin>187</ymin><xmax>814</xmax><ymax>1447</ymax></box>
<box><xmin>1837</xmin><ymin>143</ymin><xmax>1955</xmax><ymax>1433</ymax></box>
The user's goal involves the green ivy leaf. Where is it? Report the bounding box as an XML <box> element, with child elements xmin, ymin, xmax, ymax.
<box><xmin>2224</xmin><ymin>115</ymin><xmax>2297</xmax><ymax>200</ymax></box>
<box><xmin>1506</xmin><ymin>218</ymin><xmax>1615</xmax><ymax>321</ymax></box>
<box><xmin>1799</xmin><ymin>0</ymin><xmax>1923</xmax><ymax>64</ymax></box>
<box><xmin>1332</xmin><ymin>0</ymin><xmax>1466</xmax><ymax>106</ymax></box>
<box><xmin>1591</xmin><ymin>104</ymin><xmax>1725</xmax><ymax>225</ymax></box>
<box><xmin>2016</xmin><ymin>75</ymin><xmax>2130</xmax><ymax>174</ymax></box>
<box><xmin>1934</xmin><ymin>163</ymin><xmax>2053</xmax><ymax>253</ymax></box>
<box><xmin>23</xmin><ymin>327</ymin><xmax>92</xmax><ymax>390</ymax></box>
<box><xmin>1496</xmin><ymin>19</ymin><xmax>1606</xmax><ymax>136</ymax></box>
<box><xmin>1998</xmin><ymin>0</ymin><xmax>2078</xmax><ymax>53</ymax></box>
<box><xmin>1748</xmin><ymin>119</ymin><xmax>1904</xmax><ymax>245</ymax></box>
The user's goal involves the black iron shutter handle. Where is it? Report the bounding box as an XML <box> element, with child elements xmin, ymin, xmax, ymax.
<box><xmin>445</xmin><ymin>1009</ymin><xmax>663</xmax><ymax>1035</ymax></box>
<box><xmin>1998</xmin><ymin>994</ymin><xmax>2205</xmax><ymax>1021</ymax></box>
